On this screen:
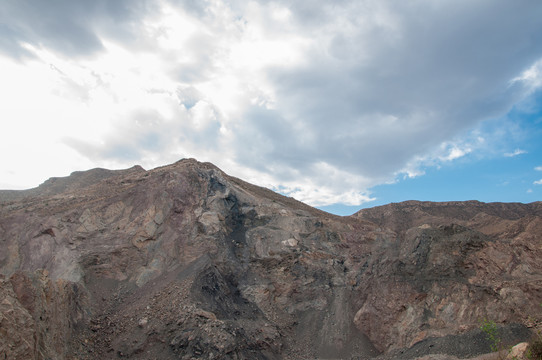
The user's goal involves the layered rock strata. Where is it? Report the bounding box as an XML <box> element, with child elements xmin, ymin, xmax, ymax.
<box><xmin>1</xmin><ymin>159</ymin><xmax>541</xmax><ymax>359</ymax></box>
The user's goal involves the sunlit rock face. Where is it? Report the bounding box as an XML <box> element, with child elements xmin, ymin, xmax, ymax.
<box><xmin>1</xmin><ymin>159</ymin><xmax>541</xmax><ymax>359</ymax></box>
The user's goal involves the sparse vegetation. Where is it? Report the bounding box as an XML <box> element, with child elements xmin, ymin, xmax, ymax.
<box><xmin>480</xmin><ymin>303</ymin><xmax>542</xmax><ymax>360</ymax></box>
<box><xmin>480</xmin><ymin>318</ymin><xmax>501</xmax><ymax>353</ymax></box>
<box><xmin>526</xmin><ymin>304</ymin><xmax>542</xmax><ymax>360</ymax></box>
<box><xmin>527</xmin><ymin>337</ymin><xmax>542</xmax><ymax>360</ymax></box>
<box><xmin>479</xmin><ymin>318</ymin><xmax>518</xmax><ymax>360</ymax></box>
<box><xmin>527</xmin><ymin>311</ymin><xmax>542</xmax><ymax>360</ymax></box>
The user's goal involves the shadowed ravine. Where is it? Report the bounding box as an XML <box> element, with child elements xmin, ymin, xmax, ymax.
<box><xmin>1</xmin><ymin>159</ymin><xmax>541</xmax><ymax>359</ymax></box>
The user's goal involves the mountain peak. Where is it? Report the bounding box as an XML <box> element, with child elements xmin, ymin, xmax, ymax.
<box><xmin>1</xmin><ymin>159</ymin><xmax>541</xmax><ymax>359</ymax></box>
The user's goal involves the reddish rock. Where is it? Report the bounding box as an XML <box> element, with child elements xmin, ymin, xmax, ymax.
<box><xmin>0</xmin><ymin>159</ymin><xmax>540</xmax><ymax>359</ymax></box>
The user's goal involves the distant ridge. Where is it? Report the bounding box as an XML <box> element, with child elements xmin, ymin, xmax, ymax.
<box><xmin>0</xmin><ymin>165</ymin><xmax>145</xmax><ymax>201</ymax></box>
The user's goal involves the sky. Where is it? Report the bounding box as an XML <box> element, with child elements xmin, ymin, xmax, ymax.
<box><xmin>1</xmin><ymin>0</ymin><xmax>542</xmax><ymax>215</ymax></box>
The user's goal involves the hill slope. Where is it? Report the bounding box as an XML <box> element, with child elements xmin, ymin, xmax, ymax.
<box><xmin>1</xmin><ymin>159</ymin><xmax>541</xmax><ymax>359</ymax></box>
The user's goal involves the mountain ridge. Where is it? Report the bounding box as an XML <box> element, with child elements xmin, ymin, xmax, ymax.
<box><xmin>4</xmin><ymin>159</ymin><xmax>539</xmax><ymax>218</ymax></box>
<box><xmin>1</xmin><ymin>158</ymin><xmax>541</xmax><ymax>359</ymax></box>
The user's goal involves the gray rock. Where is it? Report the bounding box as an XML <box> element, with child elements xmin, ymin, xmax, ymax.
<box><xmin>0</xmin><ymin>159</ymin><xmax>540</xmax><ymax>359</ymax></box>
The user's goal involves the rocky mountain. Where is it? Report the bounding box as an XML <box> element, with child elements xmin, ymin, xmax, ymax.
<box><xmin>1</xmin><ymin>159</ymin><xmax>541</xmax><ymax>359</ymax></box>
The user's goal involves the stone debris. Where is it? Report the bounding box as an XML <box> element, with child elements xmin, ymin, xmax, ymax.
<box><xmin>0</xmin><ymin>159</ymin><xmax>540</xmax><ymax>359</ymax></box>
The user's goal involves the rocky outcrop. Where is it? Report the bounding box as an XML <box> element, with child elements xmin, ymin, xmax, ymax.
<box><xmin>1</xmin><ymin>159</ymin><xmax>541</xmax><ymax>359</ymax></box>
<box><xmin>353</xmin><ymin>202</ymin><xmax>542</xmax><ymax>355</ymax></box>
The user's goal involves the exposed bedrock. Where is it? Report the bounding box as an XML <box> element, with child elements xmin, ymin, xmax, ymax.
<box><xmin>1</xmin><ymin>159</ymin><xmax>541</xmax><ymax>359</ymax></box>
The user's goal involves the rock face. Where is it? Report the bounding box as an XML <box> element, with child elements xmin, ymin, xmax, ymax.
<box><xmin>0</xmin><ymin>159</ymin><xmax>541</xmax><ymax>359</ymax></box>
<box><xmin>353</xmin><ymin>201</ymin><xmax>542</xmax><ymax>355</ymax></box>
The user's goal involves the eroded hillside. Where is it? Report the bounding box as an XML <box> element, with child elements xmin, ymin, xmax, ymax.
<box><xmin>1</xmin><ymin>159</ymin><xmax>541</xmax><ymax>359</ymax></box>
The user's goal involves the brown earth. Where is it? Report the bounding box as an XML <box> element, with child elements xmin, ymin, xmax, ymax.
<box><xmin>1</xmin><ymin>159</ymin><xmax>541</xmax><ymax>359</ymax></box>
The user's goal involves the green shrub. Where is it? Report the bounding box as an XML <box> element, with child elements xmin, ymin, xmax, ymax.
<box><xmin>480</xmin><ymin>318</ymin><xmax>501</xmax><ymax>352</ymax></box>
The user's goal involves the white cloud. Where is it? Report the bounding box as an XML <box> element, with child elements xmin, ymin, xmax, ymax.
<box><xmin>504</xmin><ymin>149</ymin><xmax>527</xmax><ymax>157</ymax></box>
<box><xmin>511</xmin><ymin>59</ymin><xmax>542</xmax><ymax>93</ymax></box>
<box><xmin>534</xmin><ymin>179</ymin><xmax>542</xmax><ymax>185</ymax></box>
<box><xmin>441</xmin><ymin>146</ymin><xmax>471</xmax><ymax>162</ymax></box>
<box><xmin>1</xmin><ymin>0</ymin><xmax>542</xmax><ymax>205</ymax></box>
<box><xmin>535</xmin><ymin>166</ymin><xmax>542</xmax><ymax>171</ymax></box>
<box><xmin>396</xmin><ymin>137</ymin><xmax>481</xmax><ymax>180</ymax></box>
<box><xmin>279</xmin><ymin>161</ymin><xmax>376</xmax><ymax>206</ymax></box>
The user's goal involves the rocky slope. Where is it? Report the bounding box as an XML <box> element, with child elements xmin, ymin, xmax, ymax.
<box><xmin>0</xmin><ymin>159</ymin><xmax>541</xmax><ymax>359</ymax></box>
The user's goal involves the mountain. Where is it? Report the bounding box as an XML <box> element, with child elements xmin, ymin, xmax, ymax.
<box><xmin>1</xmin><ymin>159</ymin><xmax>541</xmax><ymax>359</ymax></box>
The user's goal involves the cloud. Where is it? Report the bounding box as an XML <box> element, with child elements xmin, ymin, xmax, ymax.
<box><xmin>2</xmin><ymin>0</ymin><xmax>542</xmax><ymax>205</ymax></box>
<box><xmin>227</xmin><ymin>1</ymin><xmax>542</xmax><ymax>185</ymax></box>
<box><xmin>534</xmin><ymin>179</ymin><xmax>542</xmax><ymax>185</ymax></box>
<box><xmin>63</xmin><ymin>95</ymin><xmax>224</xmax><ymax>168</ymax></box>
<box><xmin>0</xmin><ymin>0</ymin><xmax>162</xmax><ymax>59</ymax></box>
<box><xmin>504</xmin><ymin>149</ymin><xmax>527</xmax><ymax>157</ymax></box>
<box><xmin>440</xmin><ymin>146</ymin><xmax>472</xmax><ymax>162</ymax></box>
<box><xmin>511</xmin><ymin>59</ymin><xmax>542</xmax><ymax>94</ymax></box>
<box><xmin>535</xmin><ymin>166</ymin><xmax>542</xmax><ymax>171</ymax></box>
